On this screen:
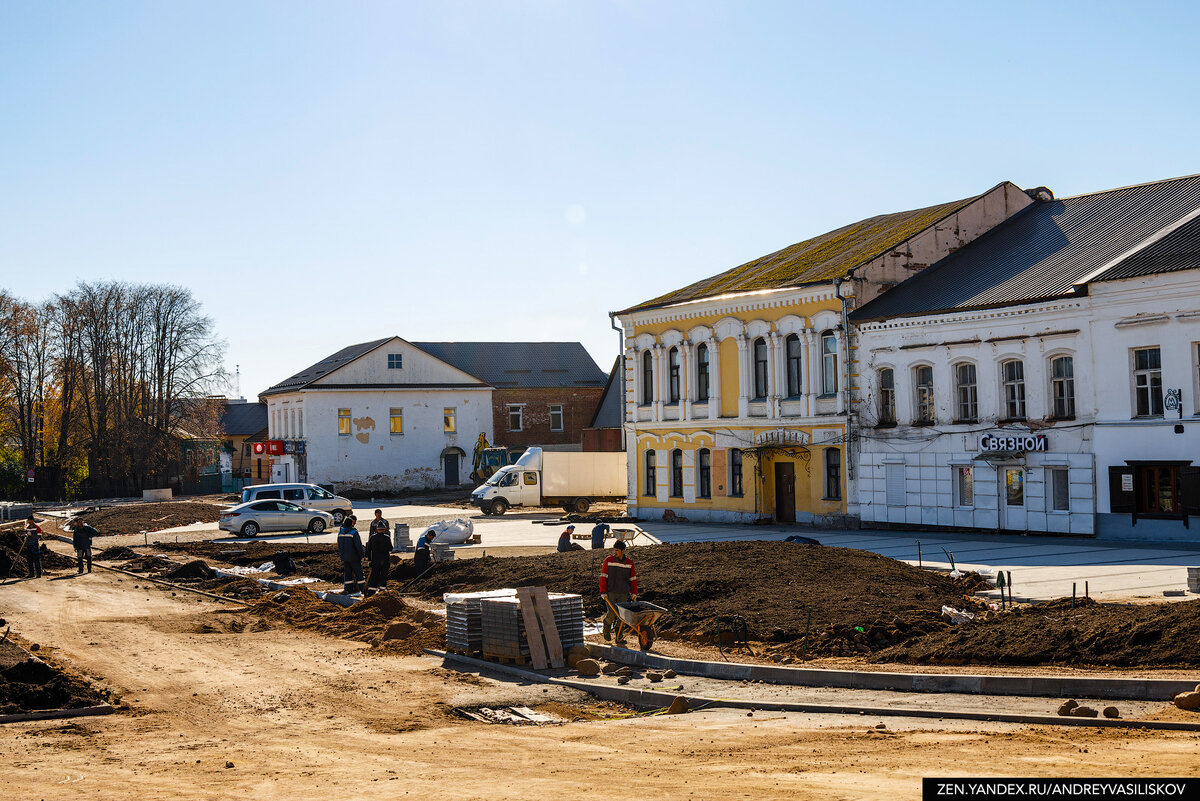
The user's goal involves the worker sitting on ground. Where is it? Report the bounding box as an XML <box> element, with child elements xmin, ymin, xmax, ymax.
<box><xmin>557</xmin><ymin>525</ymin><xmax>583</xmax><ymax>552</ymax></box>
<box><xmin>599</xmin><ymin>540</ymin><xmax>638</xmax><ymax>643</ymax></box>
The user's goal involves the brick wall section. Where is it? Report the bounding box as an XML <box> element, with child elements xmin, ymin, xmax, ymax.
<box><xmin>491</xmin><ymin>387</ymin><xmax>604</xmax><ymax>449</ymax></box>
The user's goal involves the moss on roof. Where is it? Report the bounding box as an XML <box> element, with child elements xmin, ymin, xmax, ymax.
<box><xmin>619</xmin><ymin>193</ymin><xmax>982</xmax><ymax>314</ymax></box>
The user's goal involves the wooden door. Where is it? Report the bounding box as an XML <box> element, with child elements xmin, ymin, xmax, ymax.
<box><xmin>774</xmin><ymin>462</ymin><xmax>796</xmax><ymax>523</ymax></box>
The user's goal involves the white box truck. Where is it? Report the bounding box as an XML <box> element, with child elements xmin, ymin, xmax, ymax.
<box><xmin>470</xmin><ymin>446</ymin><xmax>627</xmax><ymax>515</ymax></box>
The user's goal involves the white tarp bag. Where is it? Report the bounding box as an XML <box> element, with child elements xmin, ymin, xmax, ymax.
<box><xmin>422</xmin><ymin>518</ymin><xmax>475</xmax><ymax>544</ymax></box>
<box><xmin>941</xmin><ymin>605</ymin><xmax>976</xmax><ymax>625</ymax></box>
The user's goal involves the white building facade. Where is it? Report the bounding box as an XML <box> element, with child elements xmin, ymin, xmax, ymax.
<box><xmin>854</xmin><ymin>300</ymin><xmax>1096</xmax><ymax>535</ymax></box>
<box><xmin>261</xmin><ymin>337</ymin><xmax>492</xmax><ymax>492</ymax></box>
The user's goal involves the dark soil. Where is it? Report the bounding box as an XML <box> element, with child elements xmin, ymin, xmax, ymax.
<box><xmin>0</xmin><ymin>638</ymin><xmax>107</xmax><ymax>714</ymax></box>
<box><xmin>0</xmin><ymin>528</ymin><xmax>80</xmax><ymax>577</ymax></box>
<box><xmin>875</xmin><ymin>597</ymin><xmax>1200</xmax><ymax>668</ymax></box>
<box><xmin>70</xmin><ymin>501</ymin><xmax>225</xmax><ymax>536</ymax></box>
<box><xmin>155</xmin><ymin>542</ymin><xmax>354</xmax><ymax>582</ymax></box>
<box><xmin>165</xmin><ymin>560</ymin><xmax>216</xmax><ymax>580</ymax></box>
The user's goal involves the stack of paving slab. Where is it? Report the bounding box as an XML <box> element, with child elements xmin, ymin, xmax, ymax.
<box><xmin>0</xmin><ymin>502</ymin><xmax>33</xmax><ymax>522</ymax></box>
<box><xmin>479</xmin><ymin>593</ymin><xmax>585</xmax><ymax>662</ymax></box>
<box><xmin>1188</xmin><ymin>567</ymin><xmax>1200</xmax><ymax>594</ymax></box>
<box><xmin>392</xmin><ymin>523</ymin><xmax>412</xmax><ymax>552</ymax></box>
<box><xmin>444</xmin><ymin>589</ymin><xmax>516</xmax><ymax>654</ymax></box>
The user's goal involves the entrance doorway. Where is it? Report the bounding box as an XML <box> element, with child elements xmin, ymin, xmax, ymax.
<box><xmin>444</xmin><ymin>453</ymin><xmax>460</xmax><ymax>487</ymax></box>
<box><xmin>999</xmin><ymin>466</ymin><xmax>1026</xmax><ymax>531</ymax></box>
<box><xmin>774</xmin><ymin>462</ymin><xmax>796</xmax><ymax>523</ymax></box>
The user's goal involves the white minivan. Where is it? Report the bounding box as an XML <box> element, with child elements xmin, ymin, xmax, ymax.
<box><xmin>239</xmin><ymin>483</ymin><xmax>353</xmax><ymax>524</ymax></box>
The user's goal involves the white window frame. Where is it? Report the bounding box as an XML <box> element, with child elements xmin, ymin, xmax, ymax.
<box><xmin>386</xmin><ymin>353</ymin><xmax>403</xmax><ymax>369</ymax></box>
<box><xmin>913</xmin><ymin>364</ymin><xmax>934</xmax><ymax>424</ymax></box>
<box><xmin>1133</xmin><ymin>346</ymin><xmax>1163</xmax><ymax>417</ymax></box>
<box><xmin>508</xmin><ymin>404</ymin><xmax>523</xmax><ymax>432</ymax></box>
<box><xmin>1050</xmin><ymin>354</ymin><xmax>1076</xmax><ymax>420</ymax></box>
<box><xmin>1001</xmin><ymin>359</ymin><xmax>1026</xmax><ymax>420</ymax></box>
<box><xmin>443</xmin><ymin>407</ymin><xmax>457</xmax><ymax>434</ymax></box>
<box><xmin>954</xmin><ymin>362</ymin><xmax>978</xmax><ymax>422</ymax></box>
<box><xmin>549</xmin><ymin>404</ymin><xmax>564</xmax><ymax>432</ymax></box>
<box><xmin>1048</xmin><ymin>467</ymin><xmax>1070</xmax><ymax>512</ymax></box>
<box><xmin>337</xmin><ymin>408</ymin><xmax>351</xmax><ymax>436</ymax></box>
<box><xmin>821</xmin><ymin>332</ymin><xmax>838</xmax><ymax>396</ymax></box>
<box><xmin>389</xmin><ymin>407</ymin><xmax>403</xmax><ymax>435</ymax></box>
<box><xmin>955</xmin><ymin>465</ymin><xmax>974</xmax><ymax>508</ymax></box>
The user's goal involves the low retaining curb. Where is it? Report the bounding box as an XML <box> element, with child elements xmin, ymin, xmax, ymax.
<box><xmin>428</xmin><ymin>649</ymin><xmax>1200</xmax><ymax>732</ymax></box>
<box><xmin>587</xmin><ymin>644</ymin><xmax>1197</xmax><ymax>702</ymax></box>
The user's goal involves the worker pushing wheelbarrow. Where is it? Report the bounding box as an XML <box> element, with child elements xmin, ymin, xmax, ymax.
<box><xmin>599</xmin><ymin>539</ymin><xmax>666</xmax><ymax>651</ymax></box>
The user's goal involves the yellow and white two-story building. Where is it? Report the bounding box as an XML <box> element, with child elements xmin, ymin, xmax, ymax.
<box><xmin>612</xmin><ymin>181</ymin><xmax>1033</xmax><ymax>524</ymax></box>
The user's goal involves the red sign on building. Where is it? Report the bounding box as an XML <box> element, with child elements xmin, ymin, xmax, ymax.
<box><xmin>252</xmin><ymin>441</ymin><xmax>284</xmax><ymax>456</ymax></box>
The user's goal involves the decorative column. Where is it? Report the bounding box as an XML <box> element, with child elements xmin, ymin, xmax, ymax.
<box><xmin>803</xmin><ymin>330</ymin><xmax>817</xmax><ymax>417</ymax></box>
<box><xmin>834</xmin><ymin>329</ymin><xmax>847</xmax><ymax>414</ymax></box>
<box><xmin>652</xmin><ymin>344</ymin><xmax>665</xmax><ymax>422</ymax></box>
<box><xmin>680</xmin><ymin>341</ymin><xmax>692</xmax><ymax>421</ymax></box>
<box><xmin>736</xmin><ymin>335</ymin><xmax>751</xmax><ymax>418</ymax></box>
<box><xmin>625</xmin><ymin>345</ymin><xmax>637</xmax><ymax>421</ymax></box>
<box><xmin>707</xmin><ymin>337</ymin><xmax>720</xmax><ymax>419</ymax></box>
<box><xmin>766</xmin><ymin>333</ymin><xmax>781</xmax><ymax>419</ymax></box>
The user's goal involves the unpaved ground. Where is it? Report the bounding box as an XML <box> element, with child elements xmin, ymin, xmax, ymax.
<box><xmin>67</xmin><ymin>501</ymin><xmax>226</xmax><ymax>536</ymax></box>
<box><xmin>1</xmin><ymin>571</ymin><xmax>1199</xmax><ymax>800</ymax></box>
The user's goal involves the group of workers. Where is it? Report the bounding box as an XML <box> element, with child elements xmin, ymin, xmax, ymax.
<box><xmin>335</xmin><ymin>508</ymin><xmax>436</xmax><ymax>596</ymax></box>
<box><xmin>6</xmin><ymin>515</ymin><xmax>97</xmax><ymax>580</ymax></box>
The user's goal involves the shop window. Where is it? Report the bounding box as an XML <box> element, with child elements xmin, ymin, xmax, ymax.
<box><xmin>824</xmin><ymin>448</ymin><xmax>841</xmax><ymax>500</ymax></box>
<box><xmin>1005</xmin><ymin>468</ymin><xmax>1024</xmax><ymax>507</ymax></box>
<box><xmin>1051</xmin><ymin>355</ymin><xmax>1075</xmax><ymax>419</ymax></box>
<box><xmin>956</xmin><ymin>466</ymin><xmax>974</xmax><ymax>507</ymax></box>
<box><xmin>1002</xmin><ymin>359</ymin><xmax>1026</xmax><ymax>420</ymax></box>
<box><xmin>696</xmin><ymin>344</ymin><xmax>710</xmax><ymax>402</ymax></box>
<box><xmin>1140</xmin><ymin>464</ymin><xmax>1178</xmax><ymax>513</ymax></box>
<box><xmin>1048</xmin><ymin>467</ymin><xmax>1069</xmax><ymax>512</ymax></box>
<box><xmin>729</xmin><ymin>449</ymin><xmax>744</xmax><ymax>497</ymax></box>
<box><xmin>877</xmin><ymin>368</ymin><xmax>896</xmax><ymax>424</ymax></box>
<box><xmin>821</xmin><ymin>332</ymin><xmax>838</xmax><ymax>395</ymax></box>
<box><xmin>443</xmin><ymin>407</ymin><xmax>456</xmax><ymax>433</ymax></box>
<box><xmin>644</xmin><ymin>450</ymin><xmax>656</xmax><ymax>496</ymax></box>
<box><xmin>670</xmin><ymin>449</ymin><xmax>683</xmax><ymax>498</ymax></box>
<box><xmin>753</xmin><ymin>338</ymin><xmax>768</xmax><ymax>399</ymax></box>
<box><xmin>1133</xmin><ymin>347</ymin><xmax>1163</xmax><ymax>417</ymax></box>
<box><xmin>668</xmin><ymin>347</ymin><xmax>681</xmax><ymax>403</ymax></box>
<box><xmin>508</xmin><ymin>405</ymin><xmax>523</xmax><ymax>432</ymax></box>
<box><xmin>337</xmin><ymin>408</ymin><xmax>351</xmax><ymax>435</ymax></box>
<box><xmin>697</xmin><ymin>448</ymin><xmax>711</xmax><ymax>499</ymax></box>
<box><xmin>913</xmin><ymin>365</ymin><xmax>934</xmax><ymax>424</ymax></box>
<box><xmin>387</xmin><ymin>353</ymin><xmax>403</xmax><ymax>369</ymax></box>
<box><xmin>389</xmin><ymin>408</ymin><xmax>403</xmax><ymax>435</ymax></box>
<box><xmin>785</xmin><ymin>334</ymin><xmax>802</xmax><ymax>397</ymax></box>
<box><xmin>955</xmin><ymin>363</ymin><xmax>978</xmax><ymax>422</ymax></box>
<box><xmin>641</xmin><ymin>351</ymin><xmax>654</xmax><ymax>405</ymax></box>
<box><xmin>549</xmin><ymin>404</ymin><xmax>564</xmax><ymax>432</ymax></box>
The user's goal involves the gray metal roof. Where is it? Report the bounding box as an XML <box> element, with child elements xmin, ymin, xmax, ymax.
<box><xmin>220</xmin><ymin>400</ymin><xmax>267</xmax><ymax>436</ymax></box>
<box><xmin>413</xmin><ymin>342</ymin><xmax>606</xmax><ymax>388</ymax></box>
<box><xmin>588</xmin><ymin>358</ymin><xmax>623</xmax><ymax>429</ymax></box>
<box><xmin>1093</xmin><ymin>212</ymin><xmax>1200</xmax><ymax>282</ymax></box>
<box><xmin>851</xmin><ymin>174</ymin><xmax>1200</xmax><ymax>322</ymax></box>
<box><xmin>261</xmin><ymin>337</ymin><xmax>392</xmax><ymax>396</ymax></box>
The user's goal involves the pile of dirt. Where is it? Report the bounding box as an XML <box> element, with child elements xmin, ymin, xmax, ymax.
<box><xmin>165</xmin><ymin>560</ymin><xmax>216</xmax><ymax>580</ymax></box>
<box><xmin>0</xmin><ymin>528</ymin><xmax>78</xmax><ymax>576</ymax></box>
<box><xmin>118</xmin><ymin>555</ymin><xmax>178</xmax><ymax>574</ymax></box>
<box><xmin>876</xmin><ymin>597</ymin><xmax>1200</xmax><ymax>668</ymax></box>
<box><xmin>206</xmin><ymin>577</ymin><xmax>269</xmax><ymax>600</ymax></box>
<box><xmin>0</xmin><ymin>638</ymin><xmax>107</xmax><ymax>714</ymax></box>
<box><xmin>156</xmin><ymin>542</ymin><xmax>350</xmax><ymax>583</ymax></box>
<box><xmin>245</xmin><ymin>589</ymin><xmax>445</xmax><ymax>655</ymax></box>
<box><xmin>410</xmin><ymin>541</ymin><xmax>977</xmax><ymax>648</ymax></box>
<box><xmin>69</xmin><ymin>501</ymin><xmax>225</xmax><ymax>536</ymax></box>
<box><xmin>97</xmin><ymin>546</ymin><xmax>140</xmax><ymax>561</ymax></box>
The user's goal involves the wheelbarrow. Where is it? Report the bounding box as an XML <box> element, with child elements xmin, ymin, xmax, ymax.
<box><xmin>602</xmin><ymin>596</ymin><xmax>667</xmax><ymax>651</ymax></box>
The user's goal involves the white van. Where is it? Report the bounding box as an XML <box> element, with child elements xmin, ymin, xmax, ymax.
<box><xmin>239</xmin><ymin>483</ymin><xmax>353</xmax><ymax>524</ymax></box>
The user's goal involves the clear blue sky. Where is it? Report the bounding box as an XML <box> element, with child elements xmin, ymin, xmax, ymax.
<box><xmin>2</xmin><ymin>1</ymin><xmax>1197</xmax><ymax>397</ymax></box>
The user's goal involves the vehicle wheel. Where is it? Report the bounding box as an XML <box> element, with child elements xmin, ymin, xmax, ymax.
<box><xmin>572</xmin><ymin>497</ymin><xmax>591</xmax><ymax>514</ymax></box>
<box><xmin>331</xmin><ymin>510</ymin><xmax>346</xmax><ymax>525</ymax></box>
<box><xmin>490</xmin><ymin>499</ymin><xmax>508</xmax><ymax>516</ymax></box>
<box><xmin>638</xmin><ymin>626</ymin><xmax>655</xmax><ymax>651</ymax></box>
<box><xmin>308</xmin><ymin>518</ymin><xmax>326</xmax><ymax>534</ymax></box>
<box><xmin>241</xmin><ymin>521</ymin><xmax>259</xmax><ymax>538</ymax></box>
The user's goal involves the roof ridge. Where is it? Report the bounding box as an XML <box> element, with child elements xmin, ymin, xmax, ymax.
<box><xmin>1057</xmin><ymin>172</ymin><xmax>1200</xmax><ymax>202</ymax></box>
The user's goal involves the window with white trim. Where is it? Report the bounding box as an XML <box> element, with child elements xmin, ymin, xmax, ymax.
<box><xmin>641</xmin><ymin>350</ymin><xmax>654</xmax><ymax>405</ymax></box>
<box><xmin>337</xmin><ymin>408</ymin><xmax>351</xmax><ymax>435</ymax></box>
<box><xmin>389</xmin><ymin>408</ymin><xmax>403</xmax><ymax>435</ymax></box>
<box><xmin>508</xmin><ymin>405</ymin><xmax>523</xmax><ymax>432</ymax></box>
<box><xmin>1048</xmin><ymin>467</ymin><xmax>1070</xmax><ymax>512</ymax></box>
<box><xmin>913</xmin><ymin>365</ymin><xmax>934</xmax><ymax>424</ymax></box>
<box><xmin>753</xmin><ymin>338</ymin><xmax>768</xmax><ymax>399</ymax></box>
<box><xmin>955</xmin><ymin>466</ymin><xmax>974</xmax><ymax>507</ymax></box>
<box><xmin>955</xmin><ymin>362</ymin><xmax>978</xmax><ymax>422</ymax></box>
<box><xmin>696</xmin><ymin>344</ymin><xmax>710</xmax><ymax>402</ymax></box>
<box><xmin>387</xmin><ymin>353</ymin><xmax>403</xmax><ymax>369</ymax></box>
<box><xmin>697</xmin><ymin>448</ymin><xmax>711</xmax><ymax>499</ymax></box>
<box><xmin>821</xmin><ymin>332</ymin><xmax>838</xmax><ymax>395</ymax></box>
<box><xmin>668</xmin><ymin>346</ymin><xmax>681</xmax><ymax>403</ymax></box>
<box><xmin>785</xmin><ymin>334</ymin><xmax>802</xmax><ymax>397</ymax></box>
<box><xmin>1002</xmin><ymin>359</ymin><xmax>1026</xmax><ymax>420</ymax></box>
<box><xmin>878</xmin><ymin>368</ymin><xmax>895</xmax><ymax>424</ymax></box>
<box><xmin>644</xmin><ymin>450</ymin><xmax>656</xmax><ymax>496</ymax></box>
<box><xmin>549</xmin><ymin>404</ymin><xmax>564</xmax><ymax>432</ymax></box>
<box><xmin>1051</xmin><ymin>355</ymin><xmax>1075</xmax><ymax>419</ymax></box>
<box><xmin>1133</xmin><ymin>347</ymin><xmax>1163</xmax><ymax>417</ymax></box>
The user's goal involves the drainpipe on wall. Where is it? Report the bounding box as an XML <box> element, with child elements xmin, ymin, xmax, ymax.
<box><xmin>834</xmin><ymin>278</ymin><xmax>855</xmax><ymax>482</ymax></box>
<box><xmin>608</xmin><ymin>312</ymin><xmax>627</xmax><ymax>452</ymax></box>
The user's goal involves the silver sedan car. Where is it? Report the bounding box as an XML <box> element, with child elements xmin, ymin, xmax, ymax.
<box><xmin>219</xmin><ymin>500</ymin><xmax>335</xmax><ymax>538</ymax></box>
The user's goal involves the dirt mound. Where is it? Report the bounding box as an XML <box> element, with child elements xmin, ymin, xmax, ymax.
<box><xmin>0</xmin><ymin>543</ymin><xmax>76</xmax><ymax>577</ymax></box>
<box><xmin>876</xmin><ymin>597</ymin><xmax>1200</xmax><ymax>668</ymax></box>
<box><xmin>70</xmin><ymin>501</ymin><xmax>225</xmax><ymax>536</ymax></box>
<box><xmin>0</xmin><ymin>638</ymin><xmax>107</xmax><ymax>714</ymax></box>
<box><xmin>165</xmin><ymin>560</ymin><xmax>216</xmax><ymax>580</ymax></box>
<box><xmin>97</xmin><ymin>546</ymin><xmax>140</xmax><ymax>561</ymax></box>
<box><xmin>156</xmin><ymin>542</ymin><xmax>349</xmax><ymax>583</ymax></box>
<box><xmin>119</xmin><ymin>555</ymin><xmax>178</xmax><ymax>573</ymax></box>
<box><xmin>205</xmin><ymin>577</ymin><xmax>267</xmax><ymax>600</ymax></box>
<box><xmin>411</xmin><ymin>541</ymin><xmax>976</xmax><ymax>647</ymax></box>
<box><xmin>245</xmin><ymin>589</ymin><xmax>445</xmax><ymax>655</ymax></box>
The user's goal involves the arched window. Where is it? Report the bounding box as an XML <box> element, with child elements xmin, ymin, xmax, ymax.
<box><xmin>697</xmin><ymin>448</ymin><xmax>711</xmax><ymax>499</ymax></box>
<box><xmin>955</xmin><ymin>362</ymin><xmax>978</xmax><ymax>422</ymax></box>
<box><xmin>878</xmin><ymin>368</ymin><xmax>895</xmax><ymax>424</ymax></box>
<box><xmin>824</xmin><ymin>448</ymin><xmax>841</xmax><ymax>500</ymax></box>
<box><xmin>785</xmin><ymin>334</ymin><xmax>802</xmax><ymax>397</ymax></box>
<box><xmin>753</xmin><ymin>337</ymin><xmax>768</xmax><ymax>399</ymax></box>
<box><xmin>1051</xmin><ymin>355</ymin><xmax>1075</xmax><ymax>419</ymax></box>
<box><xmin>668</xmin><ymin>346</ymin><xmax>680</xmax><ymax>403</ymax></box>
<box><xmin>1002</xmin><ymin>359</ymin><xmax>1026</xmax><ymax>420</ymax></box>
<box><xmin>641</xmin><ymin>350</ymin><xmax>654</xmax><ymax>405</ymax></box>
<box><xmin>914</xmin><ymin>365</ymin><xmax>934</xmax><ymax>424</ymax></box>
<box><xmin>644</xmin><ymin>449</ymin><xmax>656</xmax><ymax>496</ymax></box>
<box><xmin>696</xmin><ymin>343</ymin><xmax>710</xmax><ymax>402</ymax></box>
<box><xmin>670</xmin><ymin>449</ymin><xmax>683</xmax><ymax>497</ymax></box>
<box><xmin>821</xmin><ymin>331</ymin><xmax>838</xmax><ymax>395</ymax></box>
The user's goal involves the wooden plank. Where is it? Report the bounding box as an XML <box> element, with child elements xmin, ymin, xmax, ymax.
<box><xmin>515</xmin><ymin>586</ymin><xmax>549</xmax><ymax>670</ymax></box>
<box><xmin>530</xmin><ymin>586</ymin><xmax>565</xmax><ymax>669</ymax></box>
